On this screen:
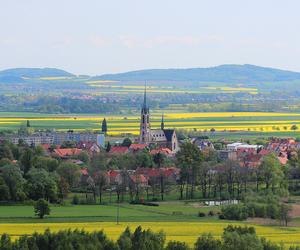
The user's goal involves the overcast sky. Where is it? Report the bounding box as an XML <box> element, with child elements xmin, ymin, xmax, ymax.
<box><xmin>1</xmin><ymin>0</ymin><xmax>300</xmax><ymax>75</ymax></box>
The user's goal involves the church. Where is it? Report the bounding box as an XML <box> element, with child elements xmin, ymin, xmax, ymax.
<box><xmin>139</xmin><ymin>88</ymin><xmax>179</xmax><ymax>153</ymax></box>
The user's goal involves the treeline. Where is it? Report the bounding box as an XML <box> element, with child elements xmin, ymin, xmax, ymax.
<box><xmin>1</xmin><ymin>225</ymin><xmax>298</xmax><ymax>250</ymax></box>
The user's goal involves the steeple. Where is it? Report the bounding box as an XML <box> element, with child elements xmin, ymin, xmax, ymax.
<box><xmin>161</xmin><ymin>113</ymin><xmax>165</xmax><ymax>130</ymax></box>
<box><xmin>139</xmin><ymin>82</ymin><xmax>151</xmax><ymax>143</ymax></box>
<box><xmin>141</xmin><ymin>82</ymin><xmax>149</xmax><ymax>114</ymax></box>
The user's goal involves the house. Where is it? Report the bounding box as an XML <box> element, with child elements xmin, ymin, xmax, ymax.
<box><xmin>129</xmin><ymin>174</ymin><xmax>148</xmax><ymax>187</ymax></box>
<box><xmin>191</xmin><ymin>138</ymin><xmax>214</xmax><ymax>151</ymax></box>
<box><xmin>218</xmin><ymin>150</ymin><xmax>237</xmax><ymax>161</ymax></box>
<box><xmin>53</xmin><ymin>148</ymin><xmax>82</xmax><ymax>158</ymax></box>
<box><xmin>240</xmin><ymin>154</ymin><xmax>262</xmax><ymax>167</ymax></box>
<box><xmin>136</xmin><ymin>167</ymin><xmax>180</xmax><ymax>184</ymax></box>
<box><xmin>77</xmin><ymin>141</ymin><xmax>101</xmax><ymax>154</ymax></box>
<box><xmin>150</xmin><ymin>148</ymin><xmax>173</xmax><ymax>156</ymax></box>
<box><xmin>107</xmin><ymin>170</ymin><xmax>123</xmax><ymax>185</ymax></box>
<box><xmin>109</xmin><ymin>146</ymin><xmax>129</xmax><ymax>154</ymax></box>
<box><xmin>227</xmin><ymin>142</ymin><xmax>261</xmax><ymax>152</ymax></box>
<box><xmin>129</xmin><ymin>143</ymin><xmax>147</xmax><ymax>152</ymax></box>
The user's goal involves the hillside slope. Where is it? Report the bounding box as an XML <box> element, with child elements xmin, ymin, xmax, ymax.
<box><xmin>94</xmin><ymin>64</ymin><xmax>300</xmax><ymax>83</ymax></box>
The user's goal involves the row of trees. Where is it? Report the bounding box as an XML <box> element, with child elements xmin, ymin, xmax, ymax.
<box><xmin>0</xmin><ymin>225</ymin><xmax>296</xmax><ymax>250</ymax></box>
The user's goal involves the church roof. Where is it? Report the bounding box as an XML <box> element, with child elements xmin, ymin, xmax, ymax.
<box><xmin>163</xmin><ymin>129</ymin><xmax>175</xmax><ymax>141</ymax></box>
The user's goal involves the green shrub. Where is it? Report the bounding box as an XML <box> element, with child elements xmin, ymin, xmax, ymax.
<box><xmin>198</xmin><ymin>212</ymin><xmax>206</xmax><ymax>217</ymax></box>
<box><xmin>220</xmin><ymin>204</ymin><xmax>248</xmax><ymax>221</ymax></box>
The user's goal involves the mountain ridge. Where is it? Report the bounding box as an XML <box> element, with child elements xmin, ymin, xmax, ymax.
<box><xmin>93</xmin><ymin>64</ymin><xmax>300</xmax><ymax>83</ymax></box>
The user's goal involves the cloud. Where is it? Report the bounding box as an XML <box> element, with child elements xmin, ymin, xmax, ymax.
<box><xmin>89</xmin><ymin>36</ymin><xmax>111</xmax><ymax>47</ymax></box>
<box><xmin>119</xmin><ymin>35</ymin><xmax>223</xmax><ymax>48</ymax></box>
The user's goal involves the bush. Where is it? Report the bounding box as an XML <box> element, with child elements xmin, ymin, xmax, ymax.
<box><xmin>198</xmin><ymin>212</ymin><xmax>206</xmax><ymax>217</ymax></box>
<box><xmin>208</xmin><ymin>210</ymin><xmax>215</xmax><ymax>216</ymax></box>
<box><xmin>220</xmin><ymin>204</ymin><xmax>248</xmax><ymax>221</ymax></box>
<box><xmin>34</xmin><ymin>199</ymin><xmax>50</xmax><ymax>219</ymax></box>
<box><xmin>165</xmin><ymin>241</ymin><xmax>191</xmax><ymax>250</ymax></box>
<box><xmin>72</xmin><ymin>195</ymin><xmax>79</xmax><ymax>205</ymax></box>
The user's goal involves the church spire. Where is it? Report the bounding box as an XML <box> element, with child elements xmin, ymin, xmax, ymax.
<box><xmin>141</xmin><ymin>82</ymin><xmax>149</xmax><ymax>114</ymax></box>
<box><xmin>161</xmin><ymin>113</ymin><xmax>165</xmax><ymax>130</ymax></box>
<box><xmin>143</xmin><ymin>82</ymin><xmax>147</xmax><ymax>108</ymax></box>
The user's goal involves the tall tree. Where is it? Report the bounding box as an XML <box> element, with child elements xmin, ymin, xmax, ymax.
<box><xmin>102</xmin><ymin>118</ymin><xmax>108</xmax><ymax>134</ymax></box>
<box><xmin>259</xmin><ymin>154</ymin><xmax>284</xmax><ymax>192</ymax></box>
<box><xmin>94</xmin><ymin>171</ymin><xmax>108</xmax><ymax>204</ymax></box>
<box><xmin>1</xmin><ymin>165</ymin><xmax>26</xmax><ymax>201</ymax></box>
<box><xmin>176</xmin><ymin>142</ymin><xmax>203</xmax><ymax>199</ymax></box>
<box><xmin>57</xmin><ymin>162</ymin><xmax>80</xmax><ymax>188</ymax></box>
<box><xmin>20</xmin><ymin>147</ymin><xmax>34</xmax><ymax>174</ymax></box>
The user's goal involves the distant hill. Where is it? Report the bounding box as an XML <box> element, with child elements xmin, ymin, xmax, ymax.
<box><xmin>93</xmin><ymin>64</ymin><xmax>300</xmax><ymax>83</ymax></box>
<box><xmin>0</xmin><ymin>68</ymin><xmax>74</xmax><ymax>79</ymax></box>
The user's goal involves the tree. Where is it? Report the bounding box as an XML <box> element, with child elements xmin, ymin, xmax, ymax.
<box><xmin>291</xmin><ymin>124</ymin><xmax>298</xmax><ymax>132</ymax></box>
<box><xmin>153</xmin><ymin>152</ymin><xmax>166</xmax><ymax>168</ymax></box>
<box><xmin>0</xmin><ymin>177</ymin><xmax>10</xmax><ymax>201</ymax></box>
<box><xmin>0</xmin><ymin>143</ymin><xmax>13</xmax><ymax>160</ymax></box>
<box><xmin>34</xmin><ymin>199</ymin><xmax>50</xmax><ymax>219</ymax></box>
<box><xmin>20</xmin><ymin>147</ymin><xmax>34</xmax><ymax>174</ymax></box>
<box><xmin>77</xmin><ymin>151</ymin><xmax>90</xmax><ymax>164</ymax></box>
<box><xmin>136</xmin><ymin>150</ymin><xmax>153</xmax><ymax>168</ymax></box>
<box><xmin>259</xmin><ymin>154</ymin><xmax>284</xmax><ymax>192</ymax></box>
<box><xmin>195</xmin><ymin>233</ymin><xmax>221</xmax><ymax>250</ymax></box>
<box><xmin>1</xmin><ymin>165</ymin><xmax>26</xmax><ymax>201</ymax></box>
<box><xmin>102</xmin><ymin>118</ymin><xmax>107</xmax><ymax>134</ymax></box>
<box><xmin>60</xmin><ymin>141</ymin><xmax>76</xmax><ymax>148</ymax></box>
<box><xmin>57</xmin><ymin>177</ymin><xmax>69</xmax><ymax>201</ymax></box>
<box><xmin>122</xmin><ymin>138</ymin><xmax>132</xmax><ymax>147</ymax></box>
<box><xmin>26</xmin><ymin>168</ymin><xmax>58</xmax><ymax>201</ymax></box>
<box><xmin>106</xmin><ymin>141</ymin><xmax>111</xmax><ymax>152</ymax></box>
<box><xmin>166</xmin><ymin>241</ymin><xmax>191</xmax><ymax>250</ymax></box>
<box><xmin>277</xmin><ymin>203</ymin><xmax>292</xmax><ymax>226</ymax></box>
<box><xmin>94</xmin><ymin>171</ymin><xmax>108</xmax><ymax>203</ymax></box>
<box><xmin>176</xmin><ymin>142</ymin><xmax>203</xmax><ymax>199</ymax></box>
<box><xmin>57</xmin><ymin>162</ymin><xmax>80</xmax><ymax>188</ymax></box>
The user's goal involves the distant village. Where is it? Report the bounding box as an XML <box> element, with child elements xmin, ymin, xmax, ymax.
<box><xmin>0</xmin><ymin>88</ymin><xmax>296</xmax><ymax>191</ymax></box>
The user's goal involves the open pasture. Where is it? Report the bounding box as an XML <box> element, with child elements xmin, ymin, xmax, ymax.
<box><xmin>1</xmin><ymin>112</ymin><xmax>300</xmax><ymax>136</ymax></box>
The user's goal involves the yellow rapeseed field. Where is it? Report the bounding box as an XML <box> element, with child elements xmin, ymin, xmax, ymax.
<box><xmin>1</xmin><ymin>112</ymin><xmax>300</xmax><ymax>135</ymax></box>
<box><xmin>1</xmin><ymin>222</ymin><xmax>300</xmax><ymax>246</ymax></box>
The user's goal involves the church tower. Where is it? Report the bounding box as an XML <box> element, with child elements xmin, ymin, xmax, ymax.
<box><xmin>139</xmin><ymin>85</ymin><xmax>151</xmax><ymax>143</ymax></box>
<box><xmin>161</xmin><ymin>113</ymin><xmax>165</xmax><ymax>130</ymax></box>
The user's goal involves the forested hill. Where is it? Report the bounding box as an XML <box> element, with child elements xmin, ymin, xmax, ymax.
<box><xmin>94</xmin><ymin>64</ymin><xmax>300</xmax><ymax>83</ymax></box>
<box><xmin>0</xmin><ymin>68</ymin><xmax>74</xmax><ymax>83</ymax></box>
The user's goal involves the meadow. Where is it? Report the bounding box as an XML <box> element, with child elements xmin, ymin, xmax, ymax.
<box><xmin>1</xmin><ymin>111</ymin><xmax>300</xmax><ymax>137</ymax></box>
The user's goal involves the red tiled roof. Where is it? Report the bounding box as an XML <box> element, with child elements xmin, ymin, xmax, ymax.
<box><xmin>80</xmin><ymin>168</ymin><xmax>89</xmax><ymax>176</ymax></box>
<box><xmin>129</xmin><ymin>144</ymin><xmax>147</xmax><ymax>150</ymax></box>
<box><xmin>136</xmin><ymin>167</ymin><xmax>180</xmax><ymax>178</ymax></box>
<box><xmin>107</xmin><ymin>170</ymin><xmax>120</xmax><ymax>178</ymax></box>
<box><xmin>129</xmin><ymin>174</ymin><xmax>148</xmax><ymax>184</ymax></box>
<box><xmin>53</xmin><ymin>148</ymin><xmax>82</xmax><ymax>157</ymax></box>
<box><xmin>150</xmin><ymin>148</ymin><xmax>172</xmax><ymax>155</ymax></box>
<box><xmin>41</xmin><ymin>144</ymin><xmax>50</xmax><ymax>150</ymax></box>
<box><xmin>110</xmin><ymin>146</ymin><xmax>129</xmax><ymax>154</ymax></box>
<box><xmin>278</xmin><ymin>156</ymin><xmax>288</xmax><ymax>165</ymax></box>
<box><xmin>258</xmin><ymin>149</ymin><xmax>271</xmax><ymax>155</ymax></box>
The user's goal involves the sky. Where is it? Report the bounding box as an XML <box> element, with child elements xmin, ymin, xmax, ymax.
<box><xmin>1</xmin><ymin>0</ymin><xmax>300</xmax><ymax>75</ymax></box>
